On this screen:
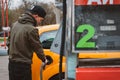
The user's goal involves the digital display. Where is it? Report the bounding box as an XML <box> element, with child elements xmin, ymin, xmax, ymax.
<box><xmin>73</xmin><ymin>5</ymin><xmax>120</xmax><ymax>52</ymax></box>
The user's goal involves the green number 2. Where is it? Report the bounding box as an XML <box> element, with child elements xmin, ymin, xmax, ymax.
<box><xmin>76</xmin><ymin>24</ymin><xmax>95</xmax><ymax>48</ymax></box>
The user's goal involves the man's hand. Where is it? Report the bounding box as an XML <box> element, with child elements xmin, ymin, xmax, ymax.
<box><xmin>42</xmin><ymin>58</ymin><xmax>48</xmax><ymax>70</ymax></box>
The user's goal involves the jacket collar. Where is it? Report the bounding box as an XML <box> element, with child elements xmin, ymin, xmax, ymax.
<box><xmin>18</xmin><ymin>12</ymin><xmax>37</xmax><ymax>27</ymax></box>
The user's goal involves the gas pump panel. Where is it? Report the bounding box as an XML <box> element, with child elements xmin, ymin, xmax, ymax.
<box><xmin>72</xmin><ymin>0</ymin><xmax>120</xmax><ymax>52</ymax></box>
<box><xmin>73</xmin><ymin>1</ymin><xmax>120</xmax><ymax>80</ymax></box>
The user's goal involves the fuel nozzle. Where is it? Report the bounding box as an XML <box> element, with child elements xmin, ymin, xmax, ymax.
<box><xmin>45</xmin><ymin>55</ymin><xmax>53</xmax><ymax>65</ymax></box>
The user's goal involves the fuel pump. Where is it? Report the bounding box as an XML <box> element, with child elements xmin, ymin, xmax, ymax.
<box><xmin>65</xmin><ymin>0</ymin><xmax>120</xmax><ymax>80</ymax></box>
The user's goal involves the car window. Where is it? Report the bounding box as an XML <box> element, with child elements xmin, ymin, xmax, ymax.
<box><xmin>40</xmin><ymin>30</ymin><xmax>57</xmax><ymax>49</ymax></box>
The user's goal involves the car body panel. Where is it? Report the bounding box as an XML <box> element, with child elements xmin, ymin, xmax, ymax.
<box><xmin>79</xmin><ymin>52</ymin><xmax>120</xmax><ymax>59</ymax></box>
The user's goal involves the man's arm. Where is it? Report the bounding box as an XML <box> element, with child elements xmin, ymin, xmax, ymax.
<box><xmin>28</xmin><ymin>28</ymin><xmax>46</xmax><ymax>62</ymax></box>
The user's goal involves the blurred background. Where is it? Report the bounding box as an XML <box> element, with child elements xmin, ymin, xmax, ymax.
<box><xmin>0</xmin><ymin>0</ymin><xmax>63</xmax><ymax>55</ymax></box>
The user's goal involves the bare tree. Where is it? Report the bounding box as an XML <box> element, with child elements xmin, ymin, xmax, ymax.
<box><xmin>8</xmin><ymin>0</ymin><xmax>12</xmax><ymax>8</ymax></box>
<box><xmin>38</xmin><ymin>3</ymin><xmax>56</xmax><ymax>25</ymax></box>
<box><xmin>6</xmin><ymin>0</ymin><xmax>60</xmax><ymax>27</ymax></box>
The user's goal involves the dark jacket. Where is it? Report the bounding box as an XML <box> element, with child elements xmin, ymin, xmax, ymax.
<box><xmin>7</xmin><ymin>13</ymin><xmax>45</xmax><ymax>64</ymax></box>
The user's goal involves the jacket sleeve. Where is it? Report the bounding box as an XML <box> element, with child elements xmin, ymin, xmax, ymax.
<box><xmin>28</xmin><ymin>28</ymin><xmax>46</xmax><ymax>62</ymax></box>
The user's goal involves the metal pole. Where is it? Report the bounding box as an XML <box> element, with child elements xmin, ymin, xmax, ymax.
<box><xmin>3</xmin><ymin>0</ymin><xmax>9</xmax><ymax>48</ymax></box>
<box><xmin>5</xmin><ymin>0</ymin><xmax>8</xmax><ymax>27</ymax></box>
<box><xmin>0</xmin><ymin>0</ymin><xmax>1</xmax><ymax>21</ymax></box>
<box><xmin>65</xmin><ymin>0</ymin><xmax>77</xmax><ymax>80</ymax></box>
<box><xmin>59</xmin><ymin>0</ymin><xmax>66</xmax><ymax>80</ymax></box>
<box><xmin>1</xmin><ymin>0</ymin><xmax>5</xmax><ymax>27</ymax></box>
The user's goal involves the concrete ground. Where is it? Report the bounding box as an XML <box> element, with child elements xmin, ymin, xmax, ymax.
<box><xmin>0</xmin><ymin>55</ymin><xmax>9</xmax><ymax>80</ymax></box>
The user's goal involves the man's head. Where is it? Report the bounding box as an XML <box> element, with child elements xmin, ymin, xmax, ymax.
<box><xmin>29</xmin><ymin>5</ymin><xmax>46</xmax><ymax>24</ymax></box>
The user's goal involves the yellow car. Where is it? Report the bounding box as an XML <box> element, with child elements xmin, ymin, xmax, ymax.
<box><xmin>32</xmin><ymin>24</ymin><xmax>65</xmax><ymax>80</ymax></box>
<box><xmin>32</xmin><ymin>24</ymin><xmax>120</xmax><ymax>80</ymax></box>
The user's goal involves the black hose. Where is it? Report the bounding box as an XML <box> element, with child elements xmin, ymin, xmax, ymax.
<box><xmin>59</xmin><ymin>0</ymin><xmax>67</xmax><ymax>80</ymax></box>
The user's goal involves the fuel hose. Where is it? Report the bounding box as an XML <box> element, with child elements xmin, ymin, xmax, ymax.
<box><xmin>59</xmin><ymin>0</ymin><xmax>67</xmax><ymax>80</ymax></box>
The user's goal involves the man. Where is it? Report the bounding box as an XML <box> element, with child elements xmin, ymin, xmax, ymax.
<box><xmin>7</xmin><ymin>5</ymin><xmax>47</xmax><ymax>80</ymax></box>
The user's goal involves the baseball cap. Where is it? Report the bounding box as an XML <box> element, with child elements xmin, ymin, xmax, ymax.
<box><xmin>29</xmin><ymin>5</ymin><xmax>46</xmax><ymax>18</ymax></box>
